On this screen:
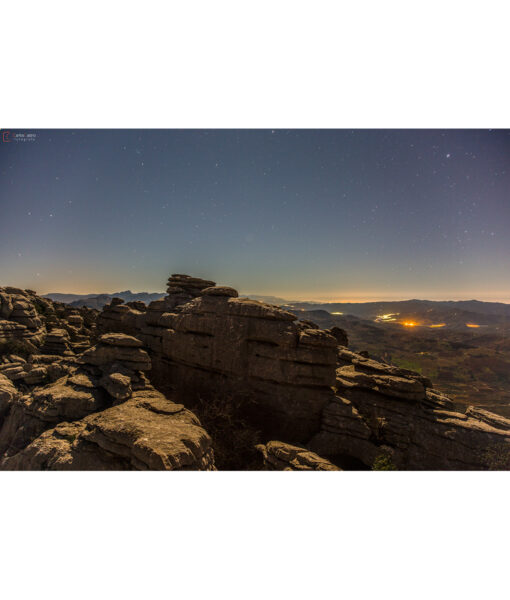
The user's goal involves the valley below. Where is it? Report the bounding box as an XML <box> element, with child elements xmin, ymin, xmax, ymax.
<box><xmin>282</xmin><ymin>299</ymin><xmax>510</xmax><ymax>418</ymax></box>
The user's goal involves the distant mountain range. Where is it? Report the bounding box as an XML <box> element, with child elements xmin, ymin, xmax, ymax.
<box><xmin>44</xmin><ymin>290</ymin><xmax>165</xmax><ymax>309</ymax></box>
<box><xmin>283</xmin><ymin>298</ymin><xmax>510</xmax><ymax>319</ymax></box>
<box><xmin>43</xmin><ymin>291</ymin><xmax>510</xmax><ymax>323</ymax></box>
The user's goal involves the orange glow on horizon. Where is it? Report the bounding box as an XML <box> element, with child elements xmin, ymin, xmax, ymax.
<box><xmin>466</xmin><ymin>323</ymin><xmax>480</xmax><ymax>328</ymax></box>
<box><xmin>429</xmin><ymin>323</ymin><xmax>446</xmax><ymax>328</ymax></box>
<box><xmin>402</xmin><ymin>321</ymin><xmax>418</xmax><ymax>327</ymax></box>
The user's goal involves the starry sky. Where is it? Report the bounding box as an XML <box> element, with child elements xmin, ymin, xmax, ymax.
<box><xmin>1</xmin><ymin>129</ymin><xmax>509</xmax><ymax>301</ymax></box>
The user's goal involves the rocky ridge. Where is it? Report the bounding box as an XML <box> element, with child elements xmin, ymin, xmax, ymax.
<box><xmin>1</xmin><ymin>275</ymin><xmax>510</xmax><ymax>470</ymax></box>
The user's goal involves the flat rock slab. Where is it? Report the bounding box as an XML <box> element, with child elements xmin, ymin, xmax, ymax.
<box><xmin>1</xmin><ymin>389</ymin><xmax>215</xmax><ymax>471</ymax></box>
<box><xmin>99</xmin><ymin>333</ymin><xmax>143</xmax><ymax>348</ymax></box>
<box><xmin>257</xmin><ymin>441</ymin><xmax>341</xmax><ymax>471</ymax></box>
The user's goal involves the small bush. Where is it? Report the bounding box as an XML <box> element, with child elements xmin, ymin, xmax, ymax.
<box><xmin>372</xmin><ymin>452</ymin><xmax>397</xmax><ymax>471</ymax></box>
<box><xmin>482</xmin><ymin>444</ymin><xmax>510</xmax><ymax>470</ymax></box>
<box><xmin>192</xmin><ymin>393</ymin><xmax>261</xmax><ymax>470</ymax></box>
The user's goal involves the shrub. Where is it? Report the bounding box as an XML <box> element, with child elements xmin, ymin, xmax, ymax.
<box><xmin>192</xmin><ymin>393</ymin><xmax>261</xmax><ymax>470</ymax></box>
<box><xmin>372</xmin><ymin>452</ymin><xmax>397</xmax><ymax>471</ymax></box>
<box><xmin>482</xmin><ymin>444</ymin><xmax>510</xmax><ymax>470</ymax></box>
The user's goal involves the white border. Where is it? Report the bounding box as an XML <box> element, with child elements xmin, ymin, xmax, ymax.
<box><xmin>1</xmin><ymin>2</ymin><xmax>509</xmax><ymax>598</ymax></box>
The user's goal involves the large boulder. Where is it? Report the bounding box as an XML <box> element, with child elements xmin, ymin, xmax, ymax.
<box><xmin>256</xmin><ymin>441</ymin><xmax>341</xmax><ymax>471</ymax></box>
<box><xmin>1</xmin><ymin>389</ymin><xmax>215</xmax><ymax>471</ymax></box>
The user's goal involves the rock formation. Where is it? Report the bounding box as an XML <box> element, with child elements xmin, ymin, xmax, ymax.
<box><xmin>256</xmin><ymin>441</ymin><xmax>341</xmax><ymax>471</ymax></box>
<box><xmin>97</xmin><ymin>274</ymin><xmax>339</xmax><ymax>441</ymax></box>
<box><xmin>0</xmin><ymin>288</ymin><xmax>45</xmax><ymax>347</ymax></box>
<box><xmin>308</xmin><ymin>347</ymin><xmax>510</xmax><ymax>470</ymax></box>
<box><xmin>0</xmin><ymin>333</ymin><xmax>215</xmax><ymax>470</ymax></box>
<box><xmin>94</xmin><ymin>272</ymin><xmax>510</xmax><ymax>470</ymax></box>
<box><xmin>2</xmin><ymin>275</ymin><xmax>510</xmax><ymax>470</ymax></box>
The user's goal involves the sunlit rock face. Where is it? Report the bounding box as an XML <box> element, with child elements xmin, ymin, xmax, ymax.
<box><xmin>0</xmin><ymin>333</ymin><xmax>215</xmax><ymax>471</ymax></box>
<box><xmin>256</xmin><ymin>440</ymin><xmax>341</xmax><ymax>471</ymax></box>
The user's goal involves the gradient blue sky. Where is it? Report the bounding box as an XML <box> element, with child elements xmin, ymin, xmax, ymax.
<box><xmin>1</xmin><ymin>129</ymin><xmax>509</xmax><ymax>301</ymax></box>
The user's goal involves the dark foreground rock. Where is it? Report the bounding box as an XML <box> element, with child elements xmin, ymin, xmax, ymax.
<box><xmin>308</xmin><ymin>347</ymin><xmax>510</xmax><ymax>470</ymax></box>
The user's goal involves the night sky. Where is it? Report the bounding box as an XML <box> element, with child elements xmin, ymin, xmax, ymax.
<box><xmin>1</xmin><ymin>129</ymin><xmax>509</xmax><ymax>301</ymax></box>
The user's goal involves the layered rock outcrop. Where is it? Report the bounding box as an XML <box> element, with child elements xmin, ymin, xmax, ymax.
<box><xmin>256</xmin><ymin>441</ymin><xmax>341</xmax><ymax>471</ymax></box>
<box><xmin>308</xmin><ymin>347</ymin><xmax>510</xmax><ymax>470</ymax></box>
<box><xmin>0</xmin><ymin>333</ymin><xmax>215</xmax><ymax>470</ymax></box>
<box><xmin>97</xmin><ymin>274</ymin><xmax>339</xmax><ymax>441</ymax></box>
<box><xmin>95</xmin><ymin>272</ymin><xmax>510</xmax><ymax>470</ymax></box>
<box><xmin>3</xmin><ymin>275</ymin><xmax>510</xmax><ymax>470</ymax></box>
<box><xmin>1</xmin><ymin>388</ymin><xmax>215</xmax><ymax>471</ymax></box>
<box><xmin>0</xmin><ymin>288</ymin><xmax>45</xmax><ymax>347</ymax></box>
<box><xmin>0</xmin><ymin>287</ymin><xmax>95</xmax><ymax>354</ymax></box>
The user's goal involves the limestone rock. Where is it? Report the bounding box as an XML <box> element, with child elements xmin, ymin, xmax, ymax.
<box><xmin>0</xmin><ymin>373</ymin><xmax>19</xmax><ymax>420</ymax></box>
<box><xmin>1</xmin><ymin>389</ymin><xmax>215</xmax><ymax>471</ymax></box>
<box><xmin>257</xmin><ymin>441</ymin><xmax>341</xmax><ymax>471</ymax></box>
<box><xmin>309</xmin><ymin>348</ymin><xmax>510</xmax><ymax>470</ymax></box>
<box><xmin>100</xmin><ymin>333</ymin><xmax>143</xmax><ymax>348</ymax></box>
<box><xmin>0</xmin><ymin>289</ymin><xmax>46</xmax><ymax>346</ymax></box>
<box><xmin>41</xmin><ymin>329</ymin><xmax>74</xmax><ymax>356</ymax></box>
<box><xmin>95</xmin><ymin>274</ymin><xmax>338</xmax><ymax>441</ymax></box>
<box><xmin>23</xmin><ymin>366</ymin><xmax>48</xmax><ymax>385</ymax></box>
<box><xmin>201</xmin><ymin>286</ymin><xmax>238</xmax><ymax>297</ymax></box>
<box><xmin>78</xmin><ymin>340</ymin><xmax>151</xmax><ymax>371</ymax></box>
<box><xmin>326</xmin><ymin>326</ymin><xmax>348</xmax><ymax>347</ymax></box>
<box><xmin>126</xmin><ymin>300</ymin><xmax>146</xmax><ymax>311</ymax></box>
<box><xmin>100</xmin><ymin>372</ymin><xmax>132</xmax><ymax>401</ymax></box>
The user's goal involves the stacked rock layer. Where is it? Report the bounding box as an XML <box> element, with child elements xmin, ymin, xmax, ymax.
<box><xmin>0</xmin><ymin>333</ymin><xmax>215</xmax><ymax>470</ymax></box>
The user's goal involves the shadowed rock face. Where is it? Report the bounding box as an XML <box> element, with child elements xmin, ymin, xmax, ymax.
<box><xmin>308</xmin><ymin>347</ymin><xmax>510</xmax><ymax>470</ymax></box>
<box><xmin>98</xmin><ymin>276</ymin><xmax>339</xmax><ymax>442</ymax></box>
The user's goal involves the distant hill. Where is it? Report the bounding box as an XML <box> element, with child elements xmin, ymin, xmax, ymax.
<box><xmin>290</xmin><ymin>308</ymin><xmax>510</xmax><ymax>418</ymax></box>
<box><xmin>285</xmin><ymin>298</ymin><xmax>510</xmax><ymax>320</ymax></box>
<box><xmin>243</xmin><ymin>294</ymin><xmax>299</xmax><ymax>305</ymax></box>
<box><xmin>44</xmin><ymin>290</ymin><xmax>165</xmax><ymax>309</ymax></box>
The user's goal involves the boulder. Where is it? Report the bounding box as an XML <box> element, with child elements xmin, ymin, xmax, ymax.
<box><xmin>99</xmin><ymin>333</ymin><xmax>143</xmax><ymax>348</ymax></box>
<box><xmin>1</xmin><ymin>389</ymin><xmax>215</xmax><ymax>471</ymax></box>
<box><xmin>256</xmin><ymin>441</ymin><xmax>341</xmax><ymax>471</ymax></box>
<box><xmin>100</xmin><ymin>372</ymin><xmax>132</xmax><ymax>401</ymax></box>
<box><xmin>78</xmin><ymin>341</ymin><xmax>151</xmax><ymax>371</ymax></box>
